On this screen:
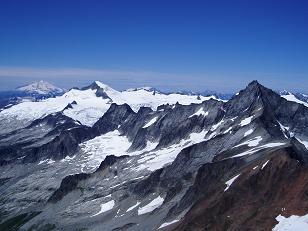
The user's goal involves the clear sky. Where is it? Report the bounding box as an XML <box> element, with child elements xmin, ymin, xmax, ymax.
<box><xmin>0</xmin><ymin>0</ymin><xmax>308</xmax><ymax>93</ymax></box>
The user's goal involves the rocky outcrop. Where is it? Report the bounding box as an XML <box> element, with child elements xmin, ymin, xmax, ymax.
<box><xmin>48</xmin><ymin>155</ymin><xmax>128</xmax><ymax>203</ymax></box>
<box><xmin>174</xmin><ymin>146</ymin><xmax>308</xmax><ymax>230</ymax></box>
<box><xmin>93</xmin><ymin>103</ymin><xmax>135</xmax><ymax>135</ymax></box>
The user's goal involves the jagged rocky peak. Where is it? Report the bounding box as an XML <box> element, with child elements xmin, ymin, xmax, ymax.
<box><xmin>82</xmin><ymin>80</ymin><xmax>116</xmax><ymax>99</ymax></box>
<box><xmin>62</xmin><ymin>100</ymin><xmax>77</xmax><ymax>110</ymax></box>
<box><xmin>225</xmin><ymin>80</ymin><xmax>279</xmax><ymax>116</ymax></box>
<box><xmin>93</xmin><ymin>103</ymin><xmax>135</xmax><ymax>134</ymax></box>
<box><xmin>28</xmin><ymin>111</ymin><xmax>76</xmax><ymax>128</ymax></box>
<box><xmin>239</xmin><ymin>80</ymin><xmax>265</xmax><ymax>96</ymax></box>
<box><xmin>17</xmin><ymin>80</ymin><xmax>64</xmax><ymax>95</ymax></box>
<box><xmin>137</xmin><ymin>106</ymin><xmax>153</xmax><ymax>114</ymax></box>
<box><xmin>83</xmin><ymin>80</ymin><xmax>113</xmax><ymax>91</ymax></box>
<box><xmin>107</xmin><ymin>102</ymin><xmax>134</xmax><ymax>114</ymax></box>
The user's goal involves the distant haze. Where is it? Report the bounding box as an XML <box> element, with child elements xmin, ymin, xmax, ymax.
<box><xmin>0</xmin><ymin>67</ymin><xmax>307</xmax><ymax>94</ymax></box>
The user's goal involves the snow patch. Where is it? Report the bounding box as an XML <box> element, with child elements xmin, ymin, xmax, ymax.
<box><xmin>224</xmin><ymin>174</ymin><xmax>240</xmax><ymax>192</ymax></box>
<box><xmin>90</xmin><ymin>200</ymin><xmax>115</xmax><ymax>217</ymax></box>
<box><xmin>296</xmin><ymin>138</ymin><xmax>308</xmax><ymax>150</ymax></box>
<box><xmin>261</xmin><ymin>160</ymin><xmax>269</xmax><ymax>169</ymax></box>
<box><xmin>136</xmin><ymin>130</ymin><xmax>209</xmax><ymax>172</ymax></box>
<box><xmin>244</xmin><ymin>129</ymin><xmax>254</xmax><ymax>137</ymax></box>
<box><xmin>138</xmin><ymin>196</ymin><xmax>164</xmax><ymax>215</ymax></box>
<box><xmin>143</xmin><ymin>117</ymin><xmax>158</xmax><ymax>128</ymax></box>
<box><xmin>231</xmin><ymin>142</ymin><xmax>286</xmax><ymax>158</ymax></box>
<box><xmin>211</xmin><ymin>120</ymin><xmax>224</xmax><ymax>131</ymax></box>
<box><xmin>189</xmin><ymin>108</ymin><xmax>209</xmax><ymax>118</ymax></box>
<box><xmin>126</xmin><ymin>202</ymin><xmax>141</xmax><ymax>212</ymax></box>
<box><xmin>240</xmin><ymin>116</ymin><xmax>253</xmax><ymax>126</ymax></box>
<box><xmin>273</xmin><ymin>214</ymin><xmax>308</xmax><ymax>230</ymax></box>
<box><xmin>235</xmin><ymin>136</ymin><xmax>262</xmax><ymax>148</ymax></box>
<box><xmin>278</xmin><ymin>121</ymin><xmax>290</xmax><ymax>138</ymax></box>
<box><xmin>159</xmin><ymin>219</ymin><xmax>179</xmax><ymax>229</ymax></box>
<box><xmin>230</xmin><ymin>116</ymin><xmax>238</xmax><ymax>122</ymax></box>
<box><xmin>282</xmin><ymin>94</ymin><xmax>308</xmax><ymax>108</ymax></box>
<box><xmin>189</xmin><ymin>130</ymin><xmax>209</xmax><ymax>144</ymax></box>
<box><xmin>223</xmin><ymin>127</ymin><xmax>233</xmax><ymax>134</ymax></box>
<box><xmin>47</xmin><ymin>159</ymin><xmax>55</xmax><ymax>164</ymax></box>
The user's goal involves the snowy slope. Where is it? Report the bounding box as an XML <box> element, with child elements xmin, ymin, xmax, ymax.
<box><xmin>281</xmin><ymin>93</ymin><xmax>308</xmax><ymax>108</ymax></box>
<box><xmin>0</xmin><ymin>81</ymin><xmax>221</xmax><ymax>126</ymax></box>
<box><xmin>274</xmin><ymin>214</ymin><xmax>308</xmax><ymax>230</ymax></box>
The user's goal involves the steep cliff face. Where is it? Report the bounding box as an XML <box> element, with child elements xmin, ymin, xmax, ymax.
<box><xmin>175</xmin><ymin>147</ymin><xmax>308</xmax><ymax>231</ymax></box>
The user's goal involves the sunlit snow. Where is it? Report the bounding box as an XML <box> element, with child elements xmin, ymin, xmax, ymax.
<box><xmin>231</xmin><ymin>142</ymin><xmax>286</xmax><ymax>158</ymax></box>
<box><xmin>296</xmin><ymin>137</ymin><xmax>308</xmax><ymax>150</ymax></box>
<box><xmin>80</xmin><ymin>130</ymin><xmax>131</xmax><ymax>171</ymax></box>
<box><xmin>159</xmin><ymin>219</ymin><xmax>180</xmax><ymax>228</ymax></box>
<box><xmin>189</xmin><ymin>108</ymin><xmax>209</xmax><ymax>118</ymax></box>
<box><xmin>240</xmin><ymin>116</ymin><xmax>253</xmax><ymax>126</ymax></box>
<box><xmin>143</xmin><ymin>117</ymin><xmax>158</xmax><ymax>128</ymax></box>
<box><xmin>224</xmin><ymin>174</ymin><xmax>240</xmax><ymax>191</ymax></box>
<box><xmin>211</xmin><ymin>120</ymin><xmax>224</xmax><ymax>131</ymax></box>
<box><xmin>282</xmin><ymin>94</ymin><xmax>308</xmax><ymax>108</ymax></box>
<box><xmin>138</xmin><ymin>196</ymin><xmax>164</xmax><ymax>215</ymax></box>
<box><xmin>244</xmin><ymin>129</ymin><xmax>254</xmax><ymax>137</ymax></box>
<box><xmin>273</xmin><ymin>214</ymin><xmax>308</xmax><ymax>231</ymax></box>
<box><xmin>126</xmin><ymin>202</ymin><xmax>141</xmax><ymax>212</ymax></box>
<box><xmin>90</xmin><ymin>200</ymin><xmax>115</xmax><ymax>217</ymax></box>
<box><xmin>261</xmin><ymin>160</ymin><xmax>269</xmax><ymax>169</ymax></box>
<box><xmin>234</xmin><ymin>136</ymin><xmax>262</xmax><ymax>148</ymax></box>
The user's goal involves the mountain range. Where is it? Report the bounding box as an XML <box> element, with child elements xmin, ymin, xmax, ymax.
<box><xmin>0</xmin><ymin>80</ymin><xmax>308</xmax><ymax>230</ymax></box>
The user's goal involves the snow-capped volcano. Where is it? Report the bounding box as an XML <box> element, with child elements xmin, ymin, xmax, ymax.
<box><xmin>17</xmin><ymin>80</ymin><xmax>64</xmax><ymax>95</ymax></box>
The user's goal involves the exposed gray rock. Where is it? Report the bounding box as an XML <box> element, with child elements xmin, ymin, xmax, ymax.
<box><xmin>1</xmin><ymin>81</ymin><xmax>308</xmax><ymax>230</ymax></box>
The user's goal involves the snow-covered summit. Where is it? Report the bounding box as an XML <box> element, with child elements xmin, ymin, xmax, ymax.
<box><xmin>17</xmin><ymin>80</ymin><xmax>64</xmax><ymax>95</ymax></box>
<box><xmin>84</xmin><ymin>81</ymin><xmax>115</xmax><ymax>92</ymax></box>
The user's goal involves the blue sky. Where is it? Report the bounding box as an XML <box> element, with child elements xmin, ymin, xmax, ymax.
<box><xmin>0</xmin><ymin>0</ymin><xmax>308</xmax><ymax>93</ymax></box>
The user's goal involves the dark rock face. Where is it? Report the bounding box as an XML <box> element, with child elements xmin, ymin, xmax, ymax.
<box><xmin>0</xmin><ymin>103</ymin><xmax>136</xmax><ymax>163</ymax></box>
<box><xmin>23</xmin><ymin>125</ymin><xmax>94</xmax><ymax>162</ymax></box>
<box><xmin>118</xmin><ymin>99</ymin><xmax>225</xmax><ymax>152</ymax></box>
<box><xmin>174</xmin><ymin>147</ymin><xmax>308</xmax><ymax>231</ymax></box>
<box><xmin>62</xmin><ymin>101</ymin><xmax>77</xmax><ymax>110</ymax></box>
<box><xmin>93</xmin><ymin>103</ymin><xmax>135</xmax><ymax>135</ymax></box>
<box><xmin>96</xmin><ymin>155</ymin><xmax>129</xmax><ymax>172</ymax></box>
<box><xmin>48</xmin><ymin>155</ymin><xmax>128</xmax><ymax>203</ymax></box>
<box><xmin>294</xmin><ymin>93</ymin><xmax>308</xmax><ymax>103</ymax></box>
<box><xmin>0</xmin><ymin>111</ymin><xmax>95</xmax><ymax>163</ymax></box>
<box><xmin>81</xmin><ymin>81</ymin><xmax>112</xmax><ymax>99</ymax></box>
<box><xmin>133</xmin><ymin>168</ymin><xmax>164</xmax><ymax>197</ymax></box>
<box><xmin>48</xmin><ymin>172</ymin><xmax>91</xmax><ymax>203</ymax></box>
